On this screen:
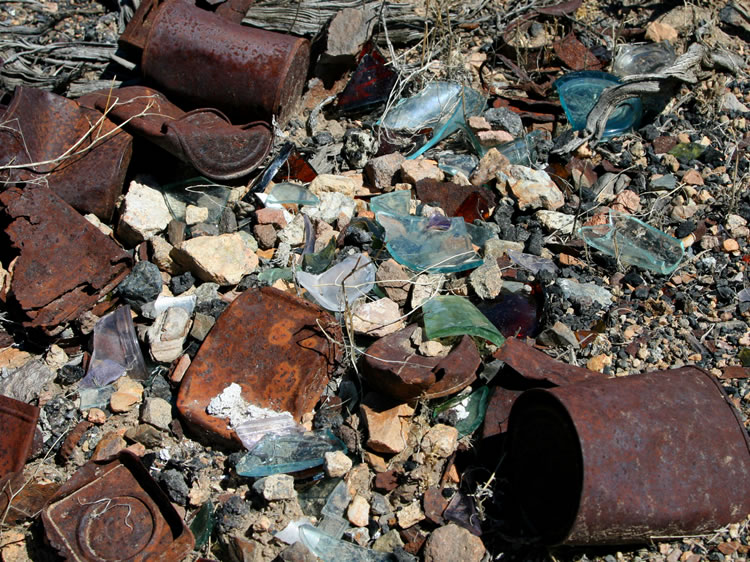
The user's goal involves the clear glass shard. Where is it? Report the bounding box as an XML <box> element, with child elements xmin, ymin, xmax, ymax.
<box><xmin>369</xmin><ymin>190</ymin><xmax>411</xmax><ymax>217</ymax></box>
<box><xmin>275</xmin><ymin>517</ymin><xmax>314</xmax><ymax>545</ymax></box>
<box><xmin>507</xmin><ymin>250</ymin><xmax>559</xmax><ymax>275</ymax></box>
<box><xmin>612</xmin><ymin>41</ymin><xmax>676</xmax><ymax>78</ymax></box>
<box><xmin>321</xmin><ymin>480</ymin><xmax>352</xmax><ymax>519</ymax></box>
<box><xmin>578</xmin><ymin>209</ymin><xmax>685</xmax><ymax>274</ymax></box>
<box><xmin>299</xmin><ymin>525</ymin><xmax>392</xmax><ymax>562</ymax></box>
<box><xmin>268</xmin><ymin>182</ymin><xmax>320</xmax><ymax>206</ymax></box>
<box><xmin>79</xmin><ymin>306</ymin><xmax>147</xmax><ymax>389</ymax></box>
<box><xmin>317</xmin><ymin>514</ymin><xmax>350</xmax><ymax>540</ymax></box>
<box><xmin>296</xmin><ymin>254</ymin><xmax>376</xmax><ymax>312</ymax></box>
<box><xmin>422</xmin><ymin>295</ymin><xmax>506</xmax><ymax>347</ymax></box>
<box><xmin>235</xmin><ymin>412</ymin><xmax>300</xmax><ymax>451</ymax></box>
<box><xmin>159</xmin><ymin>176</ymin><xmax>232</xmax><ymax>225</ymax></box>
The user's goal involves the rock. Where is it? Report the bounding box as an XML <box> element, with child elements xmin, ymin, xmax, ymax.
<box><xmin>169</xmin><ymin>271</ymin><xmax>195</xmax><ymax>295</ymax></box>
<box><xmin>365</xmin><ymin>153</ymin><xmax>406</xmax><ymax>191</ymax></box>
<box><xmin>325</xmin><ymin>450</ymin><xmax>353</xmax><ymax>478</ymax></box>
<box><xmin>361</xmin><ymin>397</ymin><xmax>414</xmax><ymax>454</ymax></box>
<box><xmin>536</xmin><ymin>210</ymin><xmax>575</xmax><ymax>234</ymax></box>
<box><xmin>254</xmin><ymin>223</ymin><xmax>278</xmax><ymax>250</ymax></box>
<box><xmin>150</xmin><ymin>236</ymin><xmax>182</xmax><ymax>275</ymax></box>
<box><xmin>612</xmin><ymin>189</ymin><xmax>641</xmax><ymax>213</ymax></box>
<box><xmin>252</xmin><ymin>474</ymin><xmax>296</xmax><ymax>501</ymax></box>
<box><xmin>476</xmin><ymin>129</ymin><xmax>514</xmax><ymax>147</ymax></box>
<box><xmin>557</xmin><ymin>278</ymin><xmax>613</xmax><ymax>308</ymax></box>
<box><xmin>470</xmin><ymin>148</ymin><xmax>510</xmax><ymax>187</ymax></box>
<box><xmin>302</xmin><ymin>192</ymin><xmax>357</xmax><ymax>224</ymax></box>
<box><xmin>117</xmin><ymin>261</ymin><xmax>162</xmax><ymax>312</ymax></box>
<box><xmin>418</xmin><ymin>340</ymin><xmax>450</xmax><ymax>357</ymax></box>
<box><xmin>190</xmin><ymin>312</ymin><xmax>215</xmax><ymax>341</ymax></box>
<box><xmin>410</xmin><ymin>273</ymin><xmax>444</xmax><ymax>309</ymax></box>
<box><xmin>682</xmin><ymin>169</ymin><xmax>704</xmax><ymax>186</ymax></box>
<box><xmin>726</xmin><ymin>214</ymin><xmax>749</xmax><ymax>238</ymax></box>
<box><xmin>469</xmin><ymin>261</ymin><xmax>504</xmax><ymax>300</ymax></box>
<box><xmin>723</xmin><ymin>238</ymin><xmax>740</xmax><ymax>252</ymax></box>
<box><xmin>158</xmin><ymin>468</ymin><xmax>189</xmax><ymax>505</ymax></box>
<box><xmin>587</xmin><ymin>353</ymin><xmax>612</xmax><ymax>372</ymax></box>
<box><xmin>147</xmin><ymin>307</ymin><xmax>192</xmax><ymax>363</ymax></box>
<box><xmin>255</xmin><ymin>207</ymin><xmax>287</xmax><ymax>227</ymax></box>
<box><xmin>347</xmin><ymin>495</ymin><xmax>370</xmax><ymax>527</ymax></box>
<box><xmin>401</xmin><ymin>158</ymin><xmax>444</xmax><ymax>185</ymax></box>
<box><xmin>423</xmin><ymin>523</ymin><xmax>485</xmax><ymax>562</ymax></box>
<box><xmin>351</xmin><ymin>298</ymin><xmax>405</xmax><ymax>337</ymax></box>
<box><xmin>537</xmin><ymin>320</ymin><xmax>580</xmax><ymax>348</ymax></box>
<box><xmin>309</xmin><ymin>174</ymin><xmax>357</xmax><ymax>198</ymax></box>
<box><xmin>344</xmin><ymin>526</ymin><xmax>371</xmax><ymax>546</ymax></box>
<box><xmin>86</xmin><ymin>408</ymin><xmax>107</xmax><ymax>424</ymax></box>
<box><xmin>421</xmin><ymin>424</ymin><xmax>458</xmax><ymax>458</ymax></box>
<box><xmin>484</xmin><ymin>107</ymin><xmax>524</xmax><ymax>137</ymax></box>
<box><xmin>375</xmin><ymin>259</ymin><xmax>411</xmax><ymax>305</ymax></box>
<box><xmin>91</xmin><ymin>431</ymin><xmax>126</xmax><ymax>460</ymax></box>
<box><xmin>343</xmin><ymin>129</ymin><xmax>377</xmax><ymax>169</ymax></box>
<box><xmin>116</xmin><ymin>181</ymin><xmax>172</xmax><ymax>246</ymax></box>
<box><xmin>326</xmin><ymin>7</ymin><xmax>376</xmax><ymax>57</ymax></box>
<box><xmin>645</xmin><ymin>21</ymin><xmax>678</xmax><ymax>43</ymax></box>
<box><xmin>279</xmin><ymin>541</ymin><xmax>317</xmax><ymax>562</ymax></box>
<box><xmin>140</xmin><ymin>397</ymin><xmax>172</xmax><ymax>430</ymax></box>
<box><xmin>467</xmin><ymin>115</ymin><xmax>491</xmax><ymax>132</ymax></box>
<box><xmin>185</xmin><ymin>205</ymin><xmax>209</xmax><ymax>226</ymax></box>
<box><xmin>507</xmin><ymin>165</ymin><xmax>564</xmax><ymax>210</ymax></box>
<box><xmin>484</xmin><ymin>238</ymin><xmax>524</xmax><ymax>258</ymax></box>
<box><xmin>277</xmin><ymin>214</ymin><xmax>306</xmax><ymax>246</ymax></box>
<box><xmin>397</xmin><ymin>501</ymin><xmax>425</xmax><ymax>528</ymax></box>
<box><xmin>172</xmin><ymin>233</ymin><xmax>259</xmax><ymax>286</ymax></box>
<box><xmin>722</xmin><ymin>92</ymin><xmax>750</xmax><ymax>113</ymax></box>
<box><xmin>372</xmin><ymin>529</ymin><xmax>405</xmax><ymax>553</ymax></box>
<box><xmin>110</xmin><ymin>377</ymin><xmax>144</xmax><ymax>413</ymax></box>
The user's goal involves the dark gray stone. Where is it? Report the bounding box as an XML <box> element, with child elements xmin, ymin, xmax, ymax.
<box><xmin>484</xmin><ymin>107</ymin><xmax>524</xmax><ymax>138</ymax></box>
<box><xmin>117</xmin><ymin>261</ymin><xmax>162</xmax><ymax>312</ymax></box>
<box><xmin>157</xmin><ymin>468</ymin><xmax>189</xmax><ymax>505</ymax></box>
<box><xmin>169</xmin><ymin>271</ymin><xmax>195</xmax><ymax>295</ymax></box>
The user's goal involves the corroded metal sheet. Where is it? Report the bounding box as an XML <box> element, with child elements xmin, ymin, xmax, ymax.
<box><xmin>42</xmin><ymin>451</ymin><xmax>194</xmax><ymax>561</ymax></box>
<box><xmin>0</xmin><ymin>394</ymin><xmax>39</xmax><ymax>479</ymax></box>
<box><xmin>177</xmin><ymin>287</ymin><xmax>341</xmax><ymax>447</ymax></box>
<box><xmin>0</xmin><ymin>184</ymin><xmax>132</xmax><ymax>334</ymax></box>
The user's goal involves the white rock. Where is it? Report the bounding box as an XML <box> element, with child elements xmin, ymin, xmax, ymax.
<box><xmin>351</xmin><ymin>298</ymin><xmax>405</xmax><ymax>337</ymax></box>
<box><xmin>309</xmin><ymin>174</ymin><xmax>358</xmax><ymax>198</ymax></box>
<box><xmin>117</xmin><ymin>181</ymin><xmax>172</xmax><ymax>246</ymax></box>
<box><xmin>185</xmin><ymin>205</ymin><xmax>209</xmax><ymax>226</ymax></box>
<box><xmin>410</xmin><ymin>274</ymin><xmax>444</xmax><ymax>309</ymax></box>
<box><xmin>397</xmin><ymin>502</ymin><xmax>425</xmax><ymax>528</ymax></box>
<box><xmin>141</xmin><ymin>397</ymin><xmax>172</xmax><ymax>430</ymax></box>
<box><xmin>347</xmin><ymin>495</ymin><xmax>370</xmax><ymax>527</ymax></box>
<box><xmin>171</xmin><ymin>233</ymin><xmax>258</xmax><ymax>285</ymax></box>
<box><xmin>207</xmin><ymin>383</ymin><xmax>251</xmax><ymax>428</ymax></box>
<box><xmin>277</xmin><ymin>213</ymin><xmax>306</xmax><ymax>246</ymax></box>
<box><xmin>253</xmin><ymin>474</ymin><xmax>296</xmax><ymax>501</ymax></box>
<box><xmin>536</xmin><ymin>210</ymin><xmax>575</xmax><ymax>234</ymax></box>
<box><xmin>147</xmin><ymin>307</ymin><xmax>191</xmax><ymax>363</ymax></box>
<box><xmin>469</xmin><ymin>261</ymin><xmax>504</xmax><ymax>300</ymax></box>
<box><xmin>325</xmin><ymin>450</ymin><xmax>353</xmax><ymax>478</ymax></box>
<box><xmin>302</xmin><ymin>192</ymin><xmax>357</xmax><ymax>224</ymax></box>
<box><xmin>149</xmin><ymin>236</ymin><xmax>182</xmax><ymax>275</ymax></box>
<box><xmin>507</xmin><ymin>165</ymin><xmax>564</xmax><ymax>211</ymax></box>
<box><xmin>421</xmin><ymin>424</ymin><xmax>458</xmax><ymax>458</ymax></box>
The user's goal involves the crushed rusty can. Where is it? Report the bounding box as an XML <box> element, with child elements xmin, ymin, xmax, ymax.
<box><xmin>507</xmin><ymin>366</ymin><xmax>750</xmax><ymax>545</ymax></box>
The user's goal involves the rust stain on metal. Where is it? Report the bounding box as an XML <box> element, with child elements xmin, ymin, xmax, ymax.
<box><xmin>177</xmin><ymin>287</ymin><xmax>342</xmax><ymax>447</ymax></box>
<box><xmin>508</xmin><ymin>367</ymin><xmax>750</xmax><ymax>545</ymax></box>
<box><xmin>0</xmin><ymin>87</ymin><xmax>133</xmax><ymax>222</ymax></box>
<box><xmin>42</xmin><ymin>451</ymin><xmax>194</xmax><ymax>561</ymax></box>
<box><xmin>362</xmin><ymin>324</ymin><xmax>481</xmax><ymax>402</ymax></box>
<box><xmin>552</xmin><ymin>33</ymin><xmax>603</xmax><ymax>71</ymax></box>
<box><xmin>142</xmin><ymin>0</ymin><xmax>310</xmax><ymax>125</ymax></box>
<box><xmin>0</xmin><ymin>184</ymin><xmax>132</xmax><ymax>334</ymax></box>
<box><xmin>0</xmin><ymin>395</ymin><xmax>39</xmax><ymax>479</ymax></box>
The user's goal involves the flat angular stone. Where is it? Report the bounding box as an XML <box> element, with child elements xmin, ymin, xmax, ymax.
<box><xmin>360</xmin><ymin>395</ymin><xmax>413</xmax><ymax>454</ymax></box>
<box><xmin>117</xmin><ymin>181</ymin><xmax>173</xmax><ymax>246</ymax></box>
<box><xmin>177</xmin><ymin>287</ymin><xmax>341</xmax><ymax>447</ymax></box>
<box><xmin>171</xmin><ymin>233</ymin><xmax>259</xmax><ymax>286</ymax></box>
<box><xmin>0</xmin><ymin>184</ymin><xmax>131</xmax><ymax>334</ymax></box>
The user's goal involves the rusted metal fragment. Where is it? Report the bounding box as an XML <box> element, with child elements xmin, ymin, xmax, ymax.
<box><xmin>508</xmin><ymin>367</ymin><xmax>750</xmax><ymax>545</ymax></box>
<box><xmin>415</xmin><ymin>179</ymin><xmax>495</xmax><ymax>219</ymax></box>
<box><xmin>0</xmin><ymin>472</ymin><xmax>60</xmax><ymax>525</ymax></box>
<box><xmin>42</xmin><ymin>451</ymin><xmax>194</xmax><ymax>560</ymax></box>
<box><xmin>536</xmin><ymin>0</ymin><xmax>583</xmax><ymax>16</ymax></box>
<box><xmin>79</xmin><ymin>86</ymin><xmax>272</xmax><ymax>181</ymax></box>
<box><xmin>482</xmin><ymin>338</ymin><xmax>605</xmax><ymax>438</ymax></box>
<box><xmin>0</xmin><ymin>184</ymin><xmax>132</xmax><ymax>334</ymax></box>
<box><xmin>0</xmin><ymin>395</ymin><xmax>39</xmax><ymax>479</ymax></box>
<box><xmin>361</xmin><ymin>324</ymin><xmax>481</xmax><ymax>403</ymax></box>
<box><xmin>177</xmin><ymin>287</ymin><xmax>341</xmax><ymax>447</ymax></box>
<box><xmin>142</xmin><ymin>0</ymin><xmax>310</xmax><ymax>125</ymax></box>
<box><xmin>0</xmin><ymin>87</ymin><xmax>133</xmax><ymax>222</ymax></box>
<box><xmin>553</xmin><ymin>33</ymin><xmax>603</xmax><ymax>71</ymax></box>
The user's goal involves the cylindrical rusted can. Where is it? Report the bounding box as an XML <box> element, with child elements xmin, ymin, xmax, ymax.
<box><xmin>507</xmin><ymin>367</ymin><xmax>750</xmax><ymax>545</ymax></box>
<box><xmin>142</xmin><ymin>0</ymin><xmax>309</xmax><ymax>125</ymax></box>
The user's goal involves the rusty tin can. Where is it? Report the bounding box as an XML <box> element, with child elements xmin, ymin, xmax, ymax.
<box><xmin>142</xmin><ymin>0</ymin><xmax>310</xmax><ymax>125</ymax></box>
<box><xmin>0</xmin><ymin>395</ymin><xmax>39</xmax><ymax>479</ymax></box>
<box><xmin>42</xmin><ymin>451</ymin><xmax>194</xmax><ymax>561</ymax></box>
<box><xmin>507</xmin><ymin>367</ymin><xmax>750</xmax><ymax>545</ymax></box>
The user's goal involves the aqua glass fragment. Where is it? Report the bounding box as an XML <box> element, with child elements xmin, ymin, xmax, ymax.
<box><xmin>438</xmin><ymin>153</ymin><xmax>478</xmax><ymax>178</ymax></box>
<box><xmin>433</xmin><ymin>385</ymin><xmax>491</xmax><ymax>437</ymax></box>
<box><xmin>422</xmin><ymin>295</ymin><xmax>505</xmax><ymax>347</ymax></box>
<box><xmin>302</xmin><ymin>238</ymin><xmax>337</xmax><ymax>274</ymax></box>
<box><xmin>79</xmin><ymin>385</ymin><xmax>115</xmax><ymax>410</ymax></box>
<box><xmin>379</xmin><ymin>82</ymin><xmax>486</xmax><ymax>159</ymax></box>
<box><xmin>555</xmin><ymin>71</ymin><xmax>642</xmax><ymax>138</ymax></box>
<box><xmin>321</xmin><ymin>480</ymin><xmax>352</xmax><ymax>519</ymax></box>
<box><xmin>612</xmin><ymin>41</ymin><xmax>675</xmax><ymax>78</ymax></box>
<box><xmin>299</xmin><ymin>525</ymin><xmax>392</xmax><ymax>562</ymax></box>
<box><xmin>258</xmin><ymin>267</ymin><xmax>294</xmax><ymax>285</ymax></box>
<box><xmin>377</xmin><ymin>213</ymin><xmax>483</xmax><ymax>273</ymax></box>
<box><xmin>369</xmin><ymin>190</ymin><xmax>411</xmax><ymax>217</ymax></box>
<box><xmin>298</xmin><ymin>478</ymin><xmax>342</xmax><ymax>519</ymax></box>
<box><xmin>190</xmin><ymin>501</ymin><xmax>215</xmax><ymax>548</ymax></box>
<box><xmin>235</xmin><ymin>430</ymin><xmax>347</xmax><ymax>478</ymax></box>
<box><xmin>235</xmin><ymin>412</ymin><xmax>300</xmax><ymax>451</ymax></box>
<box><xmin>496</xmin><ymin>130</ymin><xmax>548</xmax><ymax>165</ymax></box>
<box><xmin>79</xmin><ymin>306</ymin><xmax>147</xmax><ymax>389</ymax></box>
<box><xmin>578</xmin><ymin>209</ymin><xmax>684</xmax><ymax>274</ymax></box>
<box><xmin>275</xmin><ymin>518</ymin><xmax>314</xmax><ymax>545</ymax></box>
<box><xmin>268</xmin><ymin>182</ymin><xmax>320</xmax><ymax>206</ymax></box>
<box><xmin>160</xmin><ymin>176</ymin><xmax>232</xmax><ymax>225</ymax></box>
<box><xmin>296</xmin><ymin>254</ymin><xmax>376</xmax><ymax>312</ymax></box>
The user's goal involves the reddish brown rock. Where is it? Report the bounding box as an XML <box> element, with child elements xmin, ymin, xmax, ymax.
<box><xmin>423</xmin><ymin>523</ymin><xmax>485</xmax><ymax>562</ymax></box>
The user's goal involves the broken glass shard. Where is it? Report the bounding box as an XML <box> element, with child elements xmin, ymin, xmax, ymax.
<box><xmin>298</xmin><ymin>477</ymin><xmax>342</xmax><ymax>519</ymax></box>
<box><xmin>79</xmin><ymin>385</ymin><xmax>115</xmax><ymax>411</ymax></box>
<box><xmin>612</xmin><ymin>41</ymin><xmax>675</xmax><ymax>77</ymax></box>
<box><xmin>578</xmin><ymin>209</ymin><xmax>685</xmax><ymax>274</ymax></box>
<box><xmin>268</xmin><ymin>182</ymin><xmax>320</xmax><ymax>206</ymax></box>
<box><xmin>235</xmin><ymin>412</ymin><xmax>300</xmax><ymax>451</ymax></box>
<box><xmin>337</xmin><ymin>42</ymin><xmax>397</xmax><ymax>114</ymax></box>
<box><xmin>235</xmin><ymin>430</ymin><xmax>347</xmax><ymax>478</ymax></box>
<box><xmin>299</xmin><ymin>525</ymin><xmax>392</xmax><ymax>562</ymax></box>
<box><xmin>258</xmin><ymin>267</ymin><xmax>294</xmax><ymax>285</ymax></box>
<box><xmin>317</xmin><ymin>514</ymin><xmax>349</xmax><ymax>540</ymax></box>
<box><xmin>433</xmin><ymin>385</ymin><xmax>491</xmax><ymax>437</ymax></box>
<box><xmin>141</xmin><ymin>294</ymin><xmax>197</xmax><ymax>320</ymax></box>
<box><xmin>79</xmin><ymin>306</ymin><xmax>147</xmax><ymax>389</ymax></box>
<box><xmin>160</xmin><ymin>176</ymin><xmax>232</xmax><ymax>225</ymax></box>
<box><xmin>321</xmin><ymin>480</ymin><xmax>352</xmax><ymax>519</ymax></box>
<box><xmin>507</xmin><ymin>250</ymin><xmax>558</xmax><ymax>275</ymax></box>
<box><xmin>302</xmin><ymin>238</ymin><xmax>337</xmax><ymax>274</ymax></box>
<box><xmin>190</xmin><ymin>500</ymin><xmax>215</xmax><ymax>548</ymax></box>
<box><xmin>369</xmin><ymin>190</ymin><xmax>411</xmax><ymax>217</ymax></box>
<box><xmin>438</xmin><ymin>153</ymin><xmax>478</xmax><ymax>178</ymax></box>
<box><xmin>277</xmin><ymin>149</ymin><xmax>318</xmax><ymax>183</ymax></box>
<box><xmin>296</xmin><ymin>253</ymin><xmax>376</xmax><ymax>312</ymax></box>
<box><xmin>476</xmin><ymin>282</ymin><xmax>544</xmax><ymax>338</ymax></box>
<box><xmin>248</xmin><ymin>142</ymin><xmax>295</xmax><ymax>197</ymax></box>
<box><xmin>555</xmin><ymin>71</ymin><xmax>642</xmax><ymax>138</ymax></box>
<box><xmin>275</xmin><ymin>517</ymin><xmax>314</xmax><ymax>544</ymax></box>
<box><xmin>377</xmin><ymin>213</ymin><xmax>483</xmax><ymax>273</ymax></box>
<box><xmin>443</xmin><ymin>492</ymin><xmax>482</xmax><ymax>536</ymax></box>
<box><xmin>422</xmin><ymin>295</ymin><xmax>505</xmax><ymax>347</ymax></box>
<box><xmin>668</xmin><ymin>142</ymin><xmax>705</xmax><ymax>161</ymax></box>
<box><xmin>495</xmin><ymin>129</ymin><xmax>548</xmax><ymax>165</ymax></box>
<box><xmin>379</xmin><ymin>82</ymin><xmax>486</xmax><ymax>159</ymax></box>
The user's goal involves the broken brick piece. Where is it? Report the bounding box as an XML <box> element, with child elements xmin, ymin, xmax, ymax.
<box><xmin>0</xmin><ymin>184</ymin><xmax>132</xmax><ymax>335</ymax></box>
<box><xmin>177</xmin><ymin>287</ymin><xmax>341</xmax><ymax>448</ymax></box>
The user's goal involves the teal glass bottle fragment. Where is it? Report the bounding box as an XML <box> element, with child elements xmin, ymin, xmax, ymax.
<box><xmin>267</xmin><ymin>182</ymin><xmax>320</xmax><ymax>206</ymax></box>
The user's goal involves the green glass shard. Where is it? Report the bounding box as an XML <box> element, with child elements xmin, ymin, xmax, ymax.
<box><xmin>422</xmin><ymin>295</ymin><xmax>505</xmax><ymax>347</ymax></box>
<box><xmin>370</xmin><ymin>190</ymin><xmax>411</xmax><ymax>217</ymax></box>
<box><xmin>302</xmin><ymin>238</ymin><xmax>337</xmax><ymax>274</ymax></box>
<box><xmin>432</xmin><ymin>385</ymin><xmax>491</xmax><ymax>437</ymax></box>
<box><xmin>190</xmin><ymin>500</ymin><xmax>215</xmax><ymax>548</ymax></box>
<box><xmin>668</xmin><ymin>143</ymin><xmax>705</xmax><ymax>161</ymax></box>
<box><xmin>258</xmin><ymin>267</ymin><xmax>294</xmax><ymax>284</ymax></box>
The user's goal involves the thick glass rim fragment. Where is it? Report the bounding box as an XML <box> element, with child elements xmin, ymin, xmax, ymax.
<box><xmin>379</xmin><ymin>81</ymin><xmax>486</xmax><ymax>159</ymax></box>
<box><xmin>612</xmin><ymin>41</ymin><xmax>676</xmax><ymax>78</ymax></box>
<box><xmin>578</xmin><ymin>209</ymin><xmax>685</xmax><ymax>275</ymax></box>
<box><xmin>555</xmin><ymin>70</ymin><xmax>643</xmax><ymax>139</ymax></box>
<box><xmin>422</xmin><ymin>295</ymin><xmax>505</xmax><ymax>347</ymax></box>
<box><xmin>296</xmin><ymin>253</ymin><xmax>376</xmax><ymax>312</ymax></box>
